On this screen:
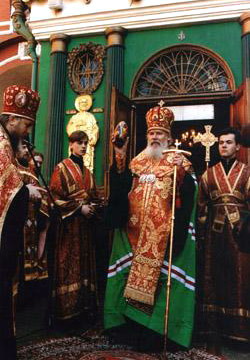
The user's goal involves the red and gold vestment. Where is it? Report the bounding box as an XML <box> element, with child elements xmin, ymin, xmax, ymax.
<box><xmin>17</xmin><ymin>162</ymin><xmax>49</xmax><ymax>281</ymax></box>
<box><xmin>0</xmin><ymin>125</ymin><xmax>23</xmax><ymax>244</ymax></box>
<box><xmin>197</xmin><ymin>160</ymin><xmax>250</xmax><ymax>341</ymax></box>
<box><xmin>124</xmin><ymin>150</ymin><xmax>185</xmax><ymax>305</ymax></box>
<box><xmin>49</xmin><ymin>158</ymin><xmax>98</xmax><ymax>320</ymax></box>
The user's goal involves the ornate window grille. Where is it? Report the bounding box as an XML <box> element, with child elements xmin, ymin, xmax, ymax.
<box><xmin>132</xmin><ymin>45</ymin><xmax>234</xmax><ymax>98</ymax></box>
<box><xmin>67</xmin><ymin>42</ymin><xmax>105</xmax><ymax>94</ymax></box>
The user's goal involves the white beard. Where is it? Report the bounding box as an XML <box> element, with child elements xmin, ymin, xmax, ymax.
<box><xmin>145</xmin><ymin>139</ymin><xmax>168</xmax><ymax>159</ymax></box>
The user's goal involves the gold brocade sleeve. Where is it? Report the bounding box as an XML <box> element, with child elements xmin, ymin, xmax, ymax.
<box><xmin>50</xmin><ymin>164</ymin><xmax>86</xmax><ymax>219</ymax></box>
<box><xmin>17</xmin><ymin>163</ymin><xmax>50</xmax><ymax>219</ymax></box>
<box><xmin>0</xmin><ymin>126</ymin><xmax>23</xmax><ymax>242</ymax></box>
<box><xmin>39</xmin><ymin>187</ymin><xmax>50</xmax><ymax>218</ymax></box>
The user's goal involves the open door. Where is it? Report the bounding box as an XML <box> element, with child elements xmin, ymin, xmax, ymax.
<box><xmin>231</xmin><ymin>81</ymin><xmax>250</xmax><ymax>164</ymax></box>
<box><xmin>104</xmin><ymin>86</ymin><xmax>136</xmax><ymax>198</ymax></box>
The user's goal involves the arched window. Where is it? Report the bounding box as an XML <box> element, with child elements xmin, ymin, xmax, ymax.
<box><xmin>132</xmin><ymin>45</ymin><xmax>234</xmax><ymax>99</ymax></box>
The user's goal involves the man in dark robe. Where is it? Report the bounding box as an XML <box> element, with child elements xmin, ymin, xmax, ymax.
<box><xmin>29</xmin><ymin>151</ymin><xmax>44</xmax><ymax>178</ymax></box>
<box><xmin>16</xmin><ymin>141</ymin><xmax>49</xmax><ymax>281</ymax></box>
<box><xmin>0</xmin><ymin>85</ymin><xmax>40</xmax><ymax>359</ymax></box>
<box><xmin>197</xmin><ymin>127</ymin><xmax>250</xmax><ymax>357</ymax></box>
<box><xmin>104</xmin><ymin>103</ymin><xmax>196</xmax><ymax>350</ymax></box>
<box><xmin>48</xmin><ymin>130</ymin><xmax>100</xmax><ymax>325</ymax></box>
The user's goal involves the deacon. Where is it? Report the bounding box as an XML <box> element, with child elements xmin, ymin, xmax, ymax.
<box><xmin>197</xmin><ymin>127</ymin><xmax>250</xmax><ymax>356</ymax></box>
<box><xmin>104</xmin><ymin>103</ymin><xmax>196</xmax><ymax>350</ymax></box>
<box><xmin>0</xmin><ymin>85</ymin><xmax>40</xmax><ymax>359</ymax></box>
<box><xmin>48</xmin><ymin>130</ymin><xmax>100</xmax><ymax>325</ymax></box>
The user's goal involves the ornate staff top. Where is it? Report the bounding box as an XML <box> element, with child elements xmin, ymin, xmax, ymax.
<box><xmin>193</xmin><ymin>125</ymin><xmax>217</xmax><ymax>166</ymax></box>
<box><xmin>163</xmin><ymin>139</ymin><xmax>192</xmax><ymax>157</ymax></box>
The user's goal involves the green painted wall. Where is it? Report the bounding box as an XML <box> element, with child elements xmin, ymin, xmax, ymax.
<box><xmin>35</xmin><ymin>21</ymin><xmax>242</xmax><ymax>185</ymax></box>
<box><xmin>124</xmin><ymin>21</ymin><xmax>242</xmax><ymax>96</ymax></box>
<box><xmin>35</xmin><ymin>41</ymin><xmax>50</xmax><ymax>154</ymax></box>
<box><xmin>35</xmin><ymin>35</ymin><xmax>106</xmax><ymax>186</ymax></box>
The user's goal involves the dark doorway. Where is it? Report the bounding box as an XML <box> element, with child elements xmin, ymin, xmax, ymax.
<box><xmin>135</xmin><ymin>99</ymin><xmax>230</xmax><ymax>177</ymax></box>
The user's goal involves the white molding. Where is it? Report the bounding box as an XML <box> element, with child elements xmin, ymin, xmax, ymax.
<box><xmin>0</xmin><ymin>30</ymin><xmax>12</xmax><ymax>35</ymax></box>
<box><xmin>0</xmin><ymin>20</ymin><xmax>12</xmax><ymax>35</ymax></box>
<box><xmin>18</xmin><ymin>42</ymin><xmax>32</xmax><ymax>60</ymax></box>
<box><xmin>0</xmin><ymin>21</ymin><xmax>11</xmax><ymax>26</ymax></box>
<box><xmin>28</xmin><ymin>0</ymin><xmax>250</xmax><ymax>40</ymax></box>
<box><xmin>0</xmin><ymin>55</ymin><xmax>19</xmax><ymax>67</ymax></box>
<box><xmin>0</xmin><ymin>54</ymin><xmax>30</xmax><ymax>67</ymax></box>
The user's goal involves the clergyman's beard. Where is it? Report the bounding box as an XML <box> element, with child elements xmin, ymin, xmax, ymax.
<box><xmin>145</xmin><ymin>140</ymin><xmax>168</xmax><ymax>159</ymax></box>
<box><xmin>17</xmin><ymin>157</ymin><xmax>29</xmax><ymax>167</ymax></box>
<box><xmin>9</xmin><ymin>132</ymin><xmax>20</xmax><ymax>152</ymax></box>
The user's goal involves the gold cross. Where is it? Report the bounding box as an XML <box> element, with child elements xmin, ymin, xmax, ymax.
<box><xmin>158</xmin><ymin>100</ymin><xmax>165</xmax><ymax>107</ymax></box>
<box><xmin>222</xmin><ymin>195</ymin><xmax>230</xmax><ymax>203</ymax></box>
<box><xmin>193</xmin><ymin>125</ymin><xmax>217</xmax><ymax>166</ymax></box>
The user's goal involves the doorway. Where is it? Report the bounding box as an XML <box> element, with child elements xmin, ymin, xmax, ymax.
<box><xmin>134</xmin><ymin>99</ymin><xmax>230</xmax><ymax>177</ymax></box>
<box><xmin>130</xmin><ymin>44</ymin><xmax>235</xmax><ymax>176</ymax></box>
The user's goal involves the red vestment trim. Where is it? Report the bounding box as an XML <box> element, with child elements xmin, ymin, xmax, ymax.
<box><xmin>0</xmin><ymin>125</ymin><xmax>23</xmax><ymax>243</ymax></box>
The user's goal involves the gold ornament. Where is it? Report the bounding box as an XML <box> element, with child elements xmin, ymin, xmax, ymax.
<box><xmin>67</xmin><ymin>95</ymin><xmax>99</xmax><ymax>173</ymax></box>
<box><xmin>75</xmin><ymin>94</ymin><xmax>92</xmax><ymax>112</ymax></box>
<box><xmin>193</xmin><ymin>125</ymin><xmax>217</xmax><ymax>168</ymax></box>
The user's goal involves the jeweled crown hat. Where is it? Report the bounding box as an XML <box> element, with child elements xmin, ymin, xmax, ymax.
<box><xmin>146</xmin><ymin>100</ymin><xmax>174</xmax><ymax>134</ymax></box>
<box><xmin>2</xmin><ymin>85</ymin><xmax>40</xmax><ymax>122</ymax></box>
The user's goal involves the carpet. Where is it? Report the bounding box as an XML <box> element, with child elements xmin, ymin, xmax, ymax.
<box><xmin>79</xmin><ymin>349</ymin><xmax>222</xmax><ymax>360</ymax></box>
<box><xmin>17</xmin><ymin>335</ymin><xmax>222</xmax><ymax>360</ymax></box>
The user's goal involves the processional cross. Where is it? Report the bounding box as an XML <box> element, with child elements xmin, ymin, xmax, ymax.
<box><xmin>193</xmin><ymin>125</ymin><xmax>217</xmax><ymax>168</ymax></box>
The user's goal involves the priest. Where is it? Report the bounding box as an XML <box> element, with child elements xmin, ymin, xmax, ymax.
<box><xmin>104</xmin><ymin>103</ymin><xmax>196</xmax><ymax>350</ymax></box>
<box><xmin>0</xmin><ymin>85</ymin><xmax>40</xmax><ymax>359</ymax></box>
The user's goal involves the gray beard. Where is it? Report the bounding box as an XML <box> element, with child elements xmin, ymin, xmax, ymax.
<box><xmin>145</xmin><ymin>141</ymin><xmax>168</xmax><ymax>159</ymax></box>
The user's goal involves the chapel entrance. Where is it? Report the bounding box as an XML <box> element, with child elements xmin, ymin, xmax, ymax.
<box><xmin>130</xmin><ymin>44</ymin><xmax>235</xmax><ymax>176</ymax></box>
<box><xmin>134</xmin><ymin>99</ymin><xmax>230</xmax><ymax>176</ymax></box>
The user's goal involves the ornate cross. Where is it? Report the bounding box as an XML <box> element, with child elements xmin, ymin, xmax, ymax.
<box><xmin>193</xmin><ymin>125</ymin><xmax>217</xmax><ymax>167</ymax></box>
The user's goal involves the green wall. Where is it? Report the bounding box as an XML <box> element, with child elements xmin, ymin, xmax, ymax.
<box><xmin>124</xmin><ymin>21</ymin><xmax>242</xmax><ymax>96</ymax></box>
<box><xmin>35</xmin><ymin>35</ymin><xmax>106</xmax><ymax>186</ymax></box>
<box><xmin>35</xmin><ymin>41</ymin><xmax>50</xmax><ymax>156</ymax></box>
<box><xmin>35</xmin><ymin>21</ymin><xmax>242</xmax><ymax>185</ymax></box>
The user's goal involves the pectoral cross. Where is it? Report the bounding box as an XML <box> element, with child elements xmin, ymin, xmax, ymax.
<box><xmin>193</xmin><ymin>125</ymin><xmax>217</xmax><ymax>168</ymax></box>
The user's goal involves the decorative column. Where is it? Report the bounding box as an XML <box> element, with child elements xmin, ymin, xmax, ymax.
<box><xmin>240</xmin><ymin>13</ymin><xmax>250</xmax><ymax>80</ymax></box>
<box><xmin>239</xmin><ymin>13</ymin><xmax>250</xmax><ymax>163</ymax></box>
<box><xmin>103</xmin><ymin>27</ymin><xmax>127</xmax><ymax>194</ymax></box>
<box><xmin>105</xmin><ymin>26</ymin><xmax>127</xmax><ymax>92</ymax></box>
<box><xmin>45</xmin><ymin>33</ymin><xmax>69</xmax><ymax>180</ymax></box>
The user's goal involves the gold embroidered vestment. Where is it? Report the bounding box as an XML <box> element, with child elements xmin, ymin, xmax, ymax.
<box><xmin>124</xmin><ymin>150</ymin><xmax>185</xmax><ymax>305</ymax></box>
<box><xmin>0</xmin><ymin>125</ymin><xmax>23</xmax><ymax>244</ymax></box>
